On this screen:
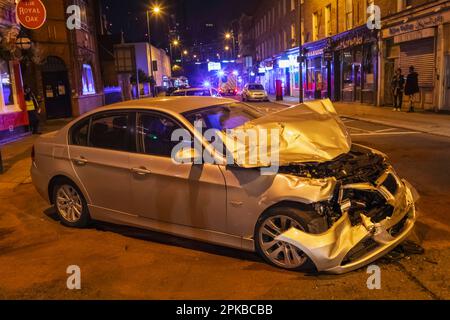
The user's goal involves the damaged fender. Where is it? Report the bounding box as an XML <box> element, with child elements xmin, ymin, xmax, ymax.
<box><xmin>276</xmin><ymin>179</ymin><xmax>418</xmax><ymax>274</ymax></box>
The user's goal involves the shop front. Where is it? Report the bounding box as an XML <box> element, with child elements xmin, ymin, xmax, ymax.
<box><xmin>0</xmin><ymin>58</ymin><xmax>27</xmax><ymax>144</ymax></box>
<box><xmin>381</xmin><ymin>4</ymin><xmax>450</xmax><ymax>110</ymax></box>
<box><xmin>333</xmin><ymin>26</ymin><xmax>378</xmax><ymax>105</ymax></box>
<box><xmin>0</xmin><ymin>3</ymin><xmax>28</xmax><ymax>144</ymax></box>
<box><xmin>303</xmin><ymin>39</ymin><xmax>332</xmax><ymax>100</ymax></box>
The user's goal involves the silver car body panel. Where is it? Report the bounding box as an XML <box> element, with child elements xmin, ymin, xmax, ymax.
<box><xmin>30</xmin><ymin>97</ymin><xmax>418</xmax><ymax>273</ymax></box>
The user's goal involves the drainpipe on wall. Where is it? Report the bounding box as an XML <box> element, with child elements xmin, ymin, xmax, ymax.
<box><xmin>377</xmin><ymin>35</ymin><xmax>383</xmax><ymax>107</ymax></box>
<box><xmin>0</xmin><ymin>148</ymin><xmax>4</xmax><ymax>174</ymax></box>
<box><xmin>436</xmin><ymin>24</ymin><xmax>445</xmax><ymax>111</ymax></box>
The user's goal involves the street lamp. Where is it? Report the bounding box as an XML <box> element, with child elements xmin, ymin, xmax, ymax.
<box><xmin>146</xmin><ymin>4</ymin><xmax>162</xmax><ymax>97</ymax></box>
<box><xmin>224</xmin><ymin>31</ymin><xmax>236</xmax><ymax>59</ymax></box>
<box><xmin>170</xmin><ymin>39</ymin><xmax>180</xmax><ymax>63</ymax></box>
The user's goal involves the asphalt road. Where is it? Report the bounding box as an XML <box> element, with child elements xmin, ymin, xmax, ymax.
<box><xmin>0</xmin><ymin>102</ymin><xmax>449</xmax><ymax>300</ymax></box>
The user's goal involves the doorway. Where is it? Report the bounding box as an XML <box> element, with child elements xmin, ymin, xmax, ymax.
<box><xmin>41</xmin><ymin>56</ymin><xmax>72</xmax><ymax>119</ymax></box>
<box><xmin>445</xmin><ymin>55</ymin><xmax>450</xmax><ymax>110</ymax></box>
<box><xmin>384</xmin><ymin>60</ymin><xmax>395</xmax><ymax>106</ymax></box>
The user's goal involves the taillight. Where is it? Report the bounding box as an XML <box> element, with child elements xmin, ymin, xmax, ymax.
<box><xmin>31</xmin><ymin>145</ymin><xmax>35</xmax><ymax>162</ymax></box>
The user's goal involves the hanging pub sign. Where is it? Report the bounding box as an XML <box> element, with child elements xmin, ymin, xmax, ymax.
<box><xmin>16</xmin><ymin>0</ymin><xmax>47</xmax><ymax>30</ymax></box>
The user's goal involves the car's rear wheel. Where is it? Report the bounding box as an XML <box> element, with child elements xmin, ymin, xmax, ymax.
<box><xmin>53</xmin><ymin>179</ymin><xmax>90</xmax><ymax>228</ymax></box>
<box><xmin>255</xmin><ymin>207</ymin><xmax>320</xmax><ymax>270</ymax></box>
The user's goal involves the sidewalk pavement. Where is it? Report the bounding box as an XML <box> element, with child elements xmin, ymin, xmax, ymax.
<box><xmin>271</xmin><ymin>95</ymin><xmax>450</xmax><ymax>138</ymax></box>
<box><xmin>0</xmin><ymin>119</ymin><xmax>72</xmax><ymax>188</ymax></box>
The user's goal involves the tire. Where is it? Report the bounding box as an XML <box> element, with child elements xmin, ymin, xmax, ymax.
<box><xmin>52</xmin><ymin>178</ymin><xmax>91</xmax><ymax>228</ymax></box>
<box><xmin>254</xmin><ymin>206</ymin><xmax>325</xmax><ymax>271</ymax></box>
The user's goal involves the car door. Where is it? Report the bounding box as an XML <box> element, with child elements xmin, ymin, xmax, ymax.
<box><xmin>128</xmin><ymin>111</ymin><xmax>227</xmax><ymax>233</ymax></box>
<box><xmin>68</xmin><ymin>111</ymin><xmax>133</xmax><ymax>216</ymax></box>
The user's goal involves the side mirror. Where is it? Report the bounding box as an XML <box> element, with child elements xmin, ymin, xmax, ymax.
<box><xmin>173</xmin><ymin>147</ymin><xmax>202</xmax><ymax>164</ymax></box>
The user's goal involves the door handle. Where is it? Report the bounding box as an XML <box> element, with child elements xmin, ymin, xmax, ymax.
<box><xmin>73</xmin><ymin>157</ymin><xmax>88</xmax><ymax>166</ymax></box>
<box><xmin>131</xmin><ymin>167</ymin><xmax>152</xmax><ymax>176</ymax></box>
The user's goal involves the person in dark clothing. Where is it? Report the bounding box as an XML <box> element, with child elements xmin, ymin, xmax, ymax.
<box><xmin>24</xmin><ymin>86</ymin><xmax>42</xmax><ymax>134</ymax></box>
<box><xmin>404</xmin><ymin>66</ymin><xmax>420</xmax><ymax>113</ymax></box>
<box><xmin>391</xmin><ymin>68</ymin><xmax>405</xmax><ymax>112</ymax></box>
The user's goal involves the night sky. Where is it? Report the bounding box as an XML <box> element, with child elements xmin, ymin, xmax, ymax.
<box><xmin>101</xmin><ymin>0</ymin><xmax>259</xmax><ymax>49</ymax></box>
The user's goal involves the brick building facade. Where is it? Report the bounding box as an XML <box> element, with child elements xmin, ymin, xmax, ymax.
<box><xmin>245</xmin><ymin>0</ymin><xmax>450</xmax><ymax>110</ymax></box>
<box><xmin>22</xmin><ymin>0</ymin><xmax>104</xmax><ymax>120</ymax></box>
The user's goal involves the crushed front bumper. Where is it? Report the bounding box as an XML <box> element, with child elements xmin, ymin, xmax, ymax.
<box><xmin>276</xmin><ymin>174</ymin><xmax>418</xmax><ymax>274</ymax></box>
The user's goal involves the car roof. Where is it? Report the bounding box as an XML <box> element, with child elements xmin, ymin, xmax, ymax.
<box><xmin>86</xmin><ymin>96</ymin><xmax>236</xmax><ymax>115</ymax></box>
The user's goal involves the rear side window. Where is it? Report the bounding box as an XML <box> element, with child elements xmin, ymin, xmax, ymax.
<box><xmin>89</xmin><ymin>113</ymin><xmax>130</xmax><ymax>151</ymax></box>
<box><xmin>71</xmin><ymin>119</ymin><xmax>90</xmax><ymax>146</ymax></box>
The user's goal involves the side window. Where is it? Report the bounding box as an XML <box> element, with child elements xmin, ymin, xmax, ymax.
<box><xmin>89</xmin><ymin>113</ymin><xmax>130</xmax><ymax>151</ymax></box>
<box><xmin>172</xmin><ymin>91</ymin><xmax>185</xmax><ymax>96</ymax></box>
<box><xmin>138</xmin><ymin>113</ymin><xmax>189</xmax><ymax>157</ymax></box>
<box><xmin>71</xmin><ymin>118</ymin><xmax>90</xmax><ymax>146</ymax></box>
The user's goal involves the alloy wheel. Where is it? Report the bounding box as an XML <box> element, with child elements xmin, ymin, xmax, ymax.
<box><xmin>56</xmin><ymin>184</ymin><xmax>83</xmax><ymax>223</ymax></box>
<box><xmin>258</xmin><ymin>215</ymin><xmax>307</xmax><ymax>269</ymax></box>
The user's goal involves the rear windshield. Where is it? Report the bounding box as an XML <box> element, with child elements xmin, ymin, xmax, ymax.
<box><xmin>248</xmin><ymin>84</ymin><xmax>264</xmax><ymax>90</ymax></box>
<box><xmin>182</xmin><ymin>103</ymin><xmax>263</xmax><ymax>131</ymax></box>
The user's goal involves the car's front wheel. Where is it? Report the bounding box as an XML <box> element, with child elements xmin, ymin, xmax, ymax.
<box><xmin>53</xmin><ymin>179</ymin><xmax>91</xmax><ymax>228</ymax></box>
<box><xmin>255</xmin><ymin>207</ymin><xmax>320</xmax><ymax>271</ymax></box>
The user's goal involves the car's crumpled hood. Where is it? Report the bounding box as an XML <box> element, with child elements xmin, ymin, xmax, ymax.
<box><xmin>225</xmin><ymin>99</ymin><xmax>352</xmax><ymax>167</ymax></box>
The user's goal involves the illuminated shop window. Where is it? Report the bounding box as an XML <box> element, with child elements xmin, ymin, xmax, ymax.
<box><xmin>82</xmin><ymin>64</ymin><xmax>96</xmax><ymax>95</ymax></box>
<box><xmin>0</xmin><ymin>59</ymin><xmax>18</xmax><ymax>113</ymax></box>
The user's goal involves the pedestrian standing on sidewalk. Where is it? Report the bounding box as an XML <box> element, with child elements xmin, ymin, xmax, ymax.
<box><xmin>391</xmin><ymin>68</ymin><xmax>405</xmax><ymax>112</ymax></box>
<box><xmin>25</xmin><ymin>86</ymin><xmax>42</xmax><ymax>135</ymax></box>
<box><xmin>404</xmin><ymin>66</ymin><xmax>420</xmax><ymax>113</ymax></box>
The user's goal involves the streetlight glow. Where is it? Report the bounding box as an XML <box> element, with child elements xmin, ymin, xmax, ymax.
<box><xmin>225</xmin><ymin>33</ymin><xmax>231</xmax><ymax>39</ymax></box>
<box><xmin>152</xmin><ymin>6</ymin><xmax>161</xmax><ymax>14</ymax></box>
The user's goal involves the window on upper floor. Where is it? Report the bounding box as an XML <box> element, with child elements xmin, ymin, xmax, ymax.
<box><xmin>291</xmin><ymin>24</ymin><xmax>296</xmax><ymax>47</ymax></box>
<box><xmin>346</xmin><ymin>0</ymin><xmax>354</xmax><ymax>30</ymax></box>
<box><xmin>313</xmin><ymin>11</ymin><xmax>319</xmax><ymax>41</ymax></box>
<box><xmin>325</xmin><ymin>5</ymin><xmax>332</xmax><ymax>36</ymax></box>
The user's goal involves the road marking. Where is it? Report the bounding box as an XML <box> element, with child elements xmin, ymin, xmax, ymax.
<box><xmin>374</xmin><ymin>128</ymin><xmax>398</xmax><ymax>133</ymax></box>
<box><xmin>351</xmin><ymin>131</ymin><xmax>421</xmax><ymax>137</ymax></box>
<box><xmin>346</xmin><ymin>126</ymin><xmax>373</xmax><ymax>133</ymax></box>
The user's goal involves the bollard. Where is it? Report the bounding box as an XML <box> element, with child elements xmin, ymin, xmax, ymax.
<box><xmin>0</xmin><ymin>147</ymin><xmax>3</xmax><ymax>174</ymax></box>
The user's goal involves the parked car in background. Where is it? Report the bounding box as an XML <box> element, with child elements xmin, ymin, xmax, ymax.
<box><xmin>242</xmin><ymin>83</ymin><xmax>269</xmax><ymax>102</ymax></box>
<box><xmin>170</xmin><ymin>87</ymin><xmax>221</xmax><ymax>97</ymax></box>
<box><xmin>31</xmin><ymin>97</ymin><xmax>417</xmax><ymax>274</ymax></box>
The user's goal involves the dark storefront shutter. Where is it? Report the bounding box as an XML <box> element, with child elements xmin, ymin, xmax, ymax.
<box><xmin>399</xmin><ymin>38</ymin><xmax>435</xmax><ymax>87</ymax></box>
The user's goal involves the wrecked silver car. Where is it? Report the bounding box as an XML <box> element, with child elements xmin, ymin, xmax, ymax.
<box><xmin>31</xmin><ymin>97</ymin><xmax>417</xmax><ymax>274</ymax></box>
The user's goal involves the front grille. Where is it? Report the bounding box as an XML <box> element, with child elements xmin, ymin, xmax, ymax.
<box><xmin>382</xmin><ymin>173</ymin><xmax>399</xmax><ymax>195</ymax></box>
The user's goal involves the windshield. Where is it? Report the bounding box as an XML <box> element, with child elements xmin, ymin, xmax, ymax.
<box><xmin>248</xmin><ymin>84</ymin><xmax>264</xmax><ymax>90</ymax></box>
<box><xmin>182</xmin><ymin>103</ymin><xmax>263</xmax><ymax>131</ymax></box>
